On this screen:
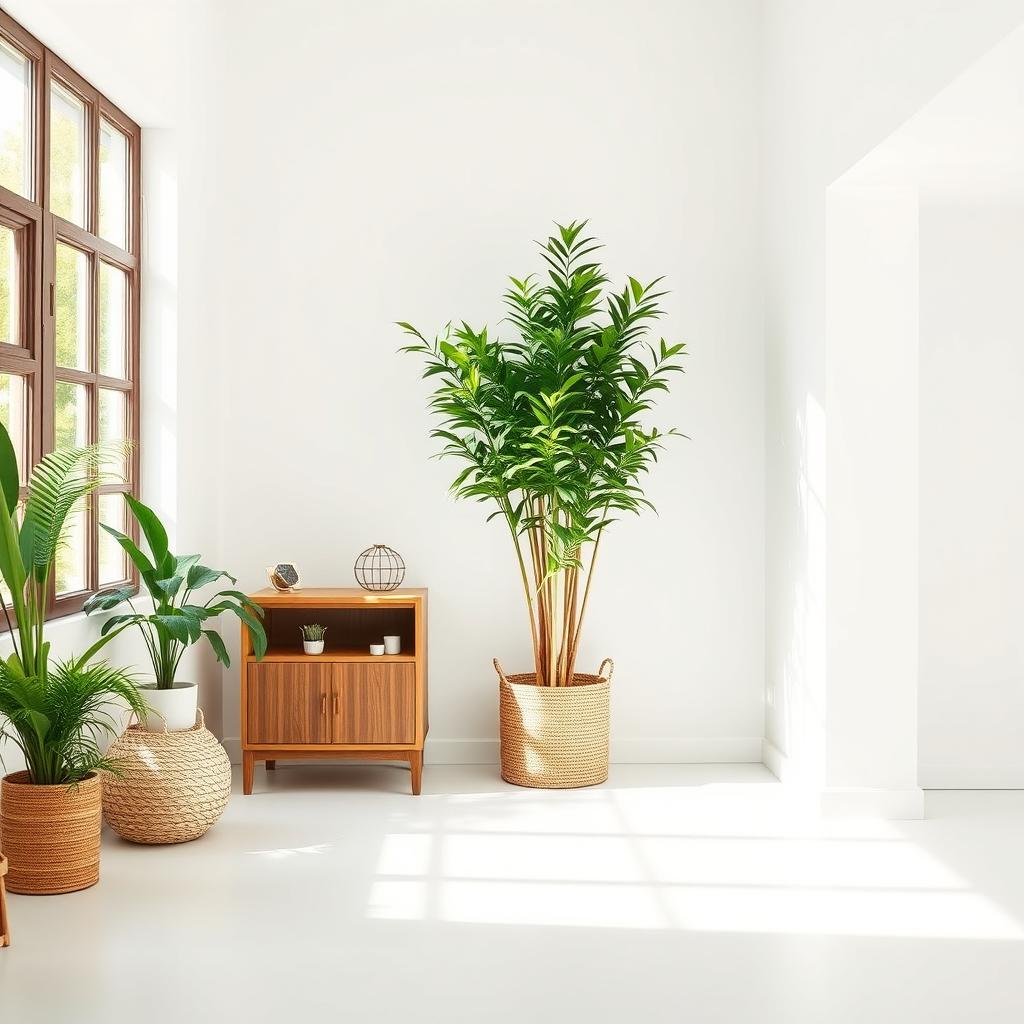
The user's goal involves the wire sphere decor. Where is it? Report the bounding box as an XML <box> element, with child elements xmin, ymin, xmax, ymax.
<box><xmin>354</xmin><ymin>544</ymin><xmax>406</xmax><ymax>592</ymax></box>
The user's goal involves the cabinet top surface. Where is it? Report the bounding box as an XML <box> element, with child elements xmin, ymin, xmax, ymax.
<box><xmin>248</xmin><ymin>587</ymin><xmax>427</xmax><ymax>606</ymax></box>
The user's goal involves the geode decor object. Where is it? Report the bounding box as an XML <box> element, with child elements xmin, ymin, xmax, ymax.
<box><xmin>266</xmin><ymin>562</ymin><xmax>301</xmax><ymax>592</ymax></box>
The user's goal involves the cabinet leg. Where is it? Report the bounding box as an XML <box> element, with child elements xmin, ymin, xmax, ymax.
<box><xmin>243</xmin><ymin>751</ymin><xmax>254</xmax><ymax>795</ymax></box>
<box><xmin>266</xmin><ymin>760</ymin><xmax>276</xmax><ymax>771</ymax></box>
<box><xmin>409</xmin><ymin>750</ymin><xmax>423</xmax><ymax>796</ymax></box>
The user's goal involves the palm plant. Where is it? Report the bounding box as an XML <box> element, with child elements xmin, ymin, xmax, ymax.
<box><xmin>84</xmin><ymin>494</ymin><xmax>267</xmax><ymax>687</ymax></box>
<box><xmin>0</xmin><ymin>424</ymin><xmax>148</xmax><ymax>784</ymax></box>
<box><xmin>401</xmin><ymin>221</ymin><xmax>685</xmax><ymax>687</ymax></box>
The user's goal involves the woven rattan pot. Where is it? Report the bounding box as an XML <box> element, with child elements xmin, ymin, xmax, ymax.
<box><xmin>102</xmin><ymin>709</ymin><xmax>231</xmax><ymax>845</ymax></box>
<box><xmin>496</xmin><ymin>658</ymin><xmax>612</xmax><ymax>789</ymax></box>
<box><xmin>0</xmin><ymin>771</ymin><xmax>101</xmax><ymax>894</ymax></box>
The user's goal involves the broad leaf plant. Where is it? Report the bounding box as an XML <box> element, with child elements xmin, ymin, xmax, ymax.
<box><xmin>85</xmin><ymin>494</ymin><xmax>267</xmax><ymax>689</ymax></box>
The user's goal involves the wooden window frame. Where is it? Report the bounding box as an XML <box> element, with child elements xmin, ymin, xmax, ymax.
<box><xmin>0</xmin><ymin>8</ymin><xmax>141</xmax><ymax>621</ymax></box>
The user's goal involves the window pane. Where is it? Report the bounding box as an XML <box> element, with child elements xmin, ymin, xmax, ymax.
<box><xmin>0</xmin><ymin>222</ymin><xmax>20</xmax><ymax>347</ymax></box>
<box><xmin>99</xmin><ymin>387</ymin><xmax>126</xmax><ymax>476</ymax></box>
<box><xmin>49</xmin><ymin>80</ymin><xmax>86</xmax><ymax>226</ymax></box>
<box><xmin>0</xmin><ymin>38</ymin><xmax>31</xmax><ymax>198</ymax></box>
<box><xmin>99</xmin><ymin>262</ymin><xmax>127</xmax><ymax>378</ymax></box>
<box><xmin>55</xmin><ymin>499</ymin><xmax>86</xmax><ymax>595</ymax></box>
<box><xmin>0</xmin><ymin>372</ymin><xmax>27</xmax><ymax>483</ymax></box>
<box><xmin>99</xmin><ymin>118</ymin><xmax>128</xmax><ymax>248</ymax></box>
<box><xmin>55</xmin><ymin>380</ymin><xmax>88</xmax><ymax>450</ymax></box>
<box><xmin>98</xmin><ymin>492</ymin><xmax>126</xmax><ymax>585</ymax></box>
<box><xmin>55</xmin><ymin>242</ymin><xmax>89</xmax><ymax>369</ymax></box>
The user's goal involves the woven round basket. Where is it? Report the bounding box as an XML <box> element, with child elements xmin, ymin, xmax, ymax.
<box><xmin>496</xmin><ymin>658</ymin><xmax>612</xmax><ymax>789</ymax></box>
<box><xmin>0</xmin><ymin>771</ymin><xmax>101</xmax><ymax>894</ymax></box>
<box><xmin>102</xmin><ymin>709</ymin><xmax>231</xmax><ymax>845</ymax></box>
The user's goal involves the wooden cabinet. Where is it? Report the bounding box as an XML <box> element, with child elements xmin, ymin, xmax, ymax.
<box><xmin>240</xmin><ymin>589</ymin><xmax>428</xmax><ymax>795</ymax></box>
<box><xmin>248</xmin><ymin>662</ymin><xmax>416</xmax><ymax>747</ymax></box>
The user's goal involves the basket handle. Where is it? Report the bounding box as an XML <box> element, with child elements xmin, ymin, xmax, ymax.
<box><xmin>597</xmin><ymin>658</ymin><xmax>614</xmax><ymax>683</ymax></box>
<box><xmin>493</xmin><ymin>658</ymin><xmax>510</xmax><ymax>686</ymax></box>
<box><xmin>195</xmin><ymin>707</ymin><xmax>205</xmax><ymax>729</ymax></box>
<box><xmin>128</xmin><ymin>705</ymin><xmax>167</xmax><ymax>732</ymax></box>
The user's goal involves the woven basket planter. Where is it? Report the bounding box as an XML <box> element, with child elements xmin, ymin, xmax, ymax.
<box><xmin>102</xmin><ymin>709</ymin><xmax>231</xmax><ymax>845</ymax></box>
<box><xmin>496</xmin><ymin>658</ymin><xmax>612</xmax><ymax>789</ymax></box>
<box><xmin>0</xmin><ymin>771</ymin><xmax>101</xmax><ymax>894</ymax></box>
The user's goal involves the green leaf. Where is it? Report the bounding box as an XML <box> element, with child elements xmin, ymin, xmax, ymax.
<box><xmin>153</xmin><ymin>613</ymin><xmax>193</xmax><ymax>645</ymax></box>
<box><xmin>100</xmin><ymin>612</ymin><xmax>144</xmax><ymax>637</ymax></box>
<box><xmin>100</xmin><ymin>523</ymin><xmax>156</xmax><ymax>583</ymax></box>
<box><xmin>174</xmin><ymin>553</ymin><xmax>202</xmax><ymax>576</ymax></box>
<box><xmin>208</xmin><ymin>589</ymin><xmax>265</xmax><ymax>617</ymax></box>
<box><xmin>21</xmin><ymin>442</ymin><xmax>119</xmax><ymax>577</ymax></box>
<box><xmin>0</xmin><ymin>421</ymin><xmax>20</xmax><ymax>515</ymax></box>
<box><xmin>232</xmin><ymin>605</ymin><xmax>267</xmax><ymax>658</ymax></box>
<box><xmin>83</xmin><ymin>585</ymin><xmax>136</xmax><ymax>615</ymax></box>
<box><xmin>186</xmin><ymin>564</ymin><xmax>235</xmax><ymax>590</ymax></box>
<box><xmin>202</xmin><ymin>629</ymin><xmax>231</xmax><ymax>667</ymax></box>
<box><xmin>152</xmin><ymin>575</ymin><xmax>184</xmax><ymax>601</ymax></box>
<box><xmin>0</xmin><ymin>493</ymin><xmax>25</xmax><ymax>608</ymax></box>
<box><xmin>124</xmin><ymin>494</ymin><xmax>171</xmax><ymax>575</ymax></box>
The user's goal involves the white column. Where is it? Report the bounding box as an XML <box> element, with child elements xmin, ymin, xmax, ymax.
<box><xmin>823</xmin><ymin>179</ymin><xmax>924</xmax><ymax>817</ymax></box>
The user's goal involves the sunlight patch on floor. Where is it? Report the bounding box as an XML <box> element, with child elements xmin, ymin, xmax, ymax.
<box><xmin>366</xmin><ymin>786</ymin><xmax>1024</xmax><ymax>939</ymax></box>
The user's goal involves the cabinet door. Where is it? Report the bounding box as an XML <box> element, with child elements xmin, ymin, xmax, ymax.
<box><xmin>248</xmin><ymin>663</ymin><xmax>332</xmax><ymax>744</ymax></box>
<box><xmin>332</xmin><ymin>663</ymin><xmax>415</xmax><ymax>744</ymax></box>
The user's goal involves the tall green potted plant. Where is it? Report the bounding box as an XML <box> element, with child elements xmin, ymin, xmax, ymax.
<box><xmin>85</xmin><ymin>495</ymin><xmax>267</xmax><ymax>730</ymax></box>
<box><xmin>0</xmin><ymin>426</ymin><xmax>148</xmax><ymax>893</ymax></box>
<box><xmin>401</xmin><ymin>221</ymin><xmax>685</xmax><ymax>788</ymax></box>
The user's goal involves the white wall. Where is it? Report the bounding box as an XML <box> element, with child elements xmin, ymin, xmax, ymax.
<box><xmin>0</xmin><ymin>0</ymin><xmax>764</xmax><ymax>769</ymax></box>
<box><xmin>761</xmin><ymin>0</ymin><xmax>1024</xmax><ymax>794</ymax></box>
<box><xmin>194</xmin><ymin>0</ymin><xmax>765</xmax><ymax>762</ymax></box>
<box><xmin>918</xmin><ymin>199</ymin><xmax>1024</xmax><ymax>787</ymax></box>
<box><xmin>22</xmin><ymin>0</ymin><xmax>1024</xmax><ymax>787</ymax></box>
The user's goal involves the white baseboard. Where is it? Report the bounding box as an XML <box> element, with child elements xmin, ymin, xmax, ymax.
<box><xmin>761</xmin><ymin>738</ymin><xmax>790</xmax><ymax>781</ymax></box>
<box><xmin>425</xmin><ymin>739</ymin><xmax>498</xmax><ymax>764</ymax></box>
<box><xmin>222</xmin><ymin>736</ymin><xmax>764</xmax><ymax>766</ymax></box>
<box><xmin>611</xmin><ymin>737</ymin><xmax>763</xmax><ymax>763</ymax></box>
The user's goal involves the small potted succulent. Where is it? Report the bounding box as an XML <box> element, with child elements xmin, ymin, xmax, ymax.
<box><xmin>300</xmin><ymin>624</ymin><xmax>327</xmax><ymax>655</ymax></box>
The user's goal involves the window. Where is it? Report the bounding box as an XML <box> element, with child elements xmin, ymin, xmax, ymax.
<box><xmin>0</xmin><ymin>11</ymin><xmax>140</xmax><ymax>618</ymax></box>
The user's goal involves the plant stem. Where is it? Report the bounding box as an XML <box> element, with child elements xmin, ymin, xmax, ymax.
<box><xmin>566</xmin><ymin>527</ymin><xmax>604</xmax><ymax>682</ymax></box>
<box><xmin>501</xmin><ymin>497</ymin><xmax>542</xmax><ymax>683</ymax></box>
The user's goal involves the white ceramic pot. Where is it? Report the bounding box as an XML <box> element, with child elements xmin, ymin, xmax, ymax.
<box><xmin>383</xmin><ymin>635</ymin><xmax>401</xmax><ymax>655</ymax></box>
<box><xmin>303</xmin><ymin>640</ymin><xmax>324</xmax><ymax>655</ymax></box>
<box><xmin>140</xmin><ymin>682</ymin><xmax>198</xmax><ymax>732</ymax></box>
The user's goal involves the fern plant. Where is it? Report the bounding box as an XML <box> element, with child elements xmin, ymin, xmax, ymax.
<box><xmin>401</xmin><ymin>221</ymin><xmax>685</xmax><ymax>686</ymax></box>
<box><xmin>0</xmin><ymin>424</ymin><xmax>148</xmax><ymax>784</ymax></box>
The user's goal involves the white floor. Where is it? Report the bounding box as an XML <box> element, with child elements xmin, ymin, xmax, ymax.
<box><xmin>3</xmin><ymin>764</ymin><xmax>1024</xmax><ymax>1022</ymax></box>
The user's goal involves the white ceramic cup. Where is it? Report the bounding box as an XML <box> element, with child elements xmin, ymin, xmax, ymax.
<box><xmin>369</xmin><ymin>643</ymin><xmax>385</xmax><ymax>656</ymax></box>
<box><xmin>383</xmin><ymin>635</ymin><xmax>401</xmax><ymax>655</ymax></box>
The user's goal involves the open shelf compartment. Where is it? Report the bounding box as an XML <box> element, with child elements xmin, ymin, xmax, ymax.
<box><xmin>254</xmin><ymin>604</ymin><xmax>417</xmax><ymax>660</ymax></box>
